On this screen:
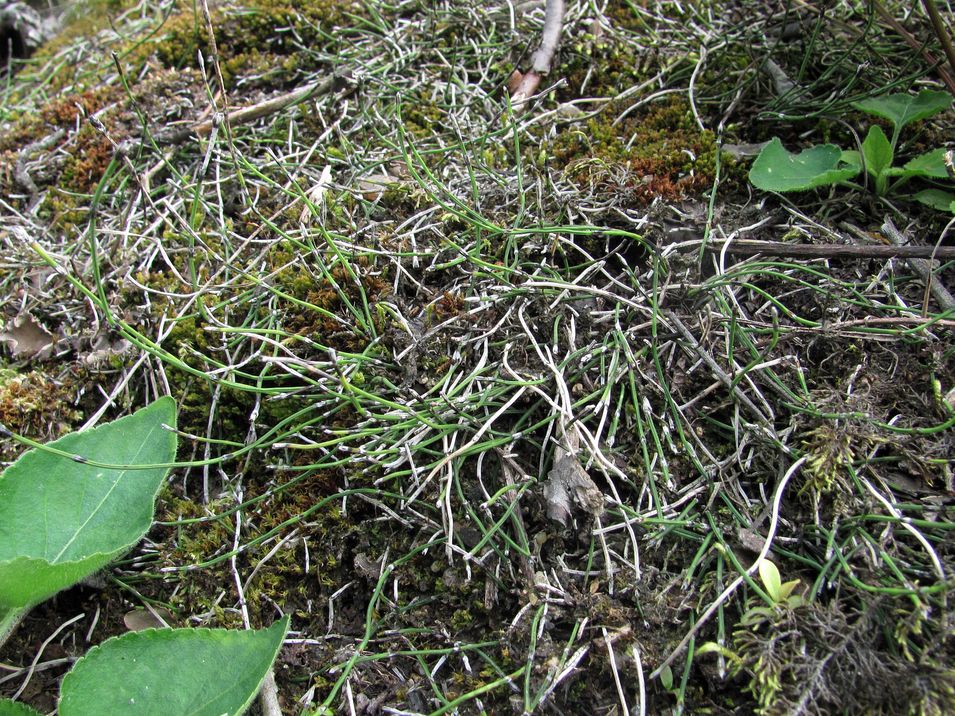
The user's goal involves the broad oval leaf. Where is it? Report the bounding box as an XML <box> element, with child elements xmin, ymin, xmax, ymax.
<box><xmin>658</xmin><ymin>664</ymin><xmax>673</xmax><ymax>690</ymax></box>
<box><xmin>59</xmin><ymin>617</ymin><xmax>290</xmax><ymax>716</ymax></box>
<box><xmin>851</xmin><ymin>90</ymin><xmax>953</xmax><ymax>132</ymax></box>
<box><xmin>912</xmin><ymin>189</ymin><xmax>955</xmax><ymax>213</ymax></box>
<box><xmin>861</xmin><ymin>125</ymin><xmax>892</xmax><ymax>179</ymax></box>
<box><xmin>0</xmin><ymin>398</ymin><xmax>177</xmax><ymax>612</ymax></box>
<box><xmin>758</xmin><ymin>559</ymin><xmax>783</xmax><ymax>602</ymax></box>
<box><xmin>749</xmin><ymin>138</ymin><xmax>859</xmax><ymax>192</ymax></box>
<box><xmin>0</xmin><ymin>699</ymin><xmax>43</xmax><ymax>716</ymax></box>
<box><xmin>898</xmin><ymin>148</ymin><xmax>952</xmax><ymax>179</ymax></box>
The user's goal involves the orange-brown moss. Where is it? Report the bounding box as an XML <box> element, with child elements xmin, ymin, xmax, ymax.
<box><xmin>549</xmin><ymin>96</ymin><xmax>721</xmax><ymax>204</ymax></box>
<box><xmin>0</xmin><ymin>85</ymin><xmax>126</xmax><ymax>214</ymax></box>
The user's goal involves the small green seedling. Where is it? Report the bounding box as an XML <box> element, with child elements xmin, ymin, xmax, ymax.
<box><xmin>757</xmin><ymin>558</ymin><xmax>801</xmax><ymax>607</ymax></box>
<box><xmin>695</xmin><ymin>559</ymin><xmax>804</xmax><ymax>665</ymax></box>
<box><xmin>750</xmin><ymin>90</ymin><xmax>955</xmax><ymax>212</ymax></box>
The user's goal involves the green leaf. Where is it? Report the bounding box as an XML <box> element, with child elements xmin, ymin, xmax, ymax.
<box><xmin>59</xmin><ymin>617</ymin><xmax>290</xmax><ymax>716</ymax></box>
<box><xmin>912</xmin><ymin>189</ymin><xmax>955</xmax><ymax>213</ymax></box>
<box><xmin>758</xmin><ymin>559</ymin><xmax>783</xmax><ymax>603</ymax></box>
<box><xmin>840</xmin><ymin>150</ymin><xmax>862</xmax><ymax>172</ymax></box>
<box><xmin>695</xmin><ymin>642</ymin><xmax>742</xmax><ymax>664</ymax></box>
<box><xmin>0</xmin><ymin>700</ymin><xmax>43</xmax><ymax>716</ymax></box>
<box><xmin>749</xmin><ymin>138</ymin><xmax>859</xmax><ymax>192</ymax></box>
<box><xmin>786</xmin><ymin>594</ymin><xmax>808</xmax><ymax>609</ymax></box>
<box><xmin>778</xmin><ymin>579</ymin><xmax>801</xmax><ymax>601</ymax></box>
<box><xmin>894</xmin><ymin>148</ymin><xmax>953</xmax><ymax>179</ymax></box>
<box><xmin>0</xmin><ymin>398</ymin><xmax>177</xmax><ymax>613</ymax></box>
<box><xmin>851</xmin><ymin>90</ymin><xmax>952</xmax><ymax>133</ymax></box>
<box><xmin>658</xmin><ymin>664</ymin><xmax>673</xmax><ymax>690</ymax></box>
<box><xmin>861</xmin><ymin>125</ymin><xmax>893</xmax><ymax>180</ymax></box>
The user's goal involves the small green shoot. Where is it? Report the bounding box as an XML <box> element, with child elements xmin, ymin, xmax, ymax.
<box><xmin>749</xmin><ymin>90</ymin><xmax>954</xmax><ymax>211</ymax></box>
<box><xmin>757</xmin><ymin>559</ymin><xmax>801</xmax><ymax>606</ymax></box>
<box><xmin>658</xmin><ymin>664</ymin><xmax>673</xmax><ymax>690</ymax></box>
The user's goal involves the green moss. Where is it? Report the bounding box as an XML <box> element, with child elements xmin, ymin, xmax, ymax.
<box><xmin>27</xmin><ymin>0</ymin><xmax>138</xmax><ymax>83</ymax></box>
<box><xmin>450</xmin><ymin>607</ymin><xmax>474</xmax><ymax>629</ymax></box>
<box><xmin>123</xmin><ymin>0</ymin><xmax>368</xmax><ymax>89</ymax></box>
<box><xmin>547</xmin><ymin>96</ymin><xmax>724</xmax><ymax>204</ymax></box>
<box><xmin>553</xmin><ymin>0</ymin><xmax>679</xmax><ymax>102</ymax></box>
<box><xmin>0</xmin><ymin>368</ymin><xmax>81</xmax><ymax>461</ymax></box>
<box><xmin>0</xmin><ymin>84</ymin><xmax>125</xmax><ymax>210</ymax></box>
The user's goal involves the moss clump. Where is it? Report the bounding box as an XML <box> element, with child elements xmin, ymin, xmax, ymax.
<box><xmin>723</xmin><ymin>597</ymin><xmax>955</xmax><ymax>715</ymax></box>
<box><xmin>0</xmin><ymin>368</ymin><xmax>81</xmax><ymax>461</ymax></box>
<box><xmin>123</xmin><ymin>0</ymin><xmax>368</xmax><ymax>89</ymax></box>
<box><xmin>549</xmin><ymin>96</ymin><xmax>721</xmax><ymax>204</ymax></box>
<box><xmin>0</xmin><ymin>84</ymin><xmax>124</xmax><ymax>209</ymax></box>
<box><xmin>151</xmin><ymin>491</ymin><xmax>244</xmax><ymax>627</ymax></box>
<box><xmin>263</xmin><ymin>244</ymin><xmax>391</xmax><ymax>352</ymax></box>
<box><xmin>557</xmin><ymin>23</ymin><xmax>659</xmax><ymax>100</ymax></box>
<box><xmin>25</xmin><ymin>0</ymin><xmax>137</xmax><ymax>88</ymax></box>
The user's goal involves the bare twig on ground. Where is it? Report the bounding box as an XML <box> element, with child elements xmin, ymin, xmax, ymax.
<box><xmin>510</xmin><ymin>0</ymin><xmax>565</xmax><ymax>106</ymax></box>
<box><xmin>259</xmin><ymin>670</ymin><xmax>283</xmax><ymax>716</ymax></box>
<box><xmin>881</xmin><ymin>219</ymin><xmax>955</xmax><ymax>313</ymax></box>
<box><xmin>920</xmin><ymin>0</ymin><xmax>955</xmax><ymax>92</ymax></box>
<box><xmin>663</xmin><ymin>238</ymin><xmax>955</xmax><ymax>261</ymax></box>
<box><xmin>13</xmin><ymin>129</ymin><xmax>65</xmax><ymax>210</ymax></box>
<box><xmin>663</xmin><ymin>311</ymin><xmax>772</xmax><ymax>427</ymax></box>
<box><xmin>123</xmin><ymin>75</ymin><xmax>347</xmax><ymax>153</ymax></box>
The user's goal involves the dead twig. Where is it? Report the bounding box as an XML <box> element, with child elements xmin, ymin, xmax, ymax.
<box><xmin>663</xmin><ymin>311</ymin><xmax>772</xmax><ymax>427</ymax></box>
<box><xmin>13</xmin><ymin>128</ymin><xmax>65</xmax><ymax>210</ymax></box>
<box><xmin>259</xmin><ymin>670</ymin><xmax>283</xmax><ymax>716</ymax></box>
<box><xmin>663</xmin><ymin>238</ymin><xmax>955</xmax><ymax>261</ymax></box>
<box><xmin>881</xmin><ymin>219</ymin><xmax>955</xmax><ymax>314</ymax></box>
<box><xmin>920</xmin><ymin>0</ymin><xmax>955</xmax><ymax>93</ymax></box>
<box><xmin>125</xmin><ymin>75</ymin><xmax>348</xmax><ymax>152</ymax></box>
<box><xmin>510</xmin><ymin>0</ymin><xmax>565</xmax><ymax>106</ymax></box>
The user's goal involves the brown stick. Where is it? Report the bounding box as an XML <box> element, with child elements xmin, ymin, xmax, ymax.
<box><xmin>666</xmin><ymin>239</ymin><xmax>955</xmax><ymax>260</ymax></box>
<box><xmin>511</xmin><ymin>0</ymin><xmax>565</xmax><ymax>105</ymax></box>
<box><xmin>881</xmin><ymin>219</ymin><xmax>955</xmax><ymax>313</ymax></box>
<box><xmin>140</xmin><ymin>74</ymin><xmax>346</xmax><ymax>151</ymax></box>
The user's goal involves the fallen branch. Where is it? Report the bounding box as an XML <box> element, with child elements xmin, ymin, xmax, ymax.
<box><xmin>663</xmin><ymin>238</ymin><xmax>955</xmax><ymax>261</ymax></box>
<box><xmin>259</xmin><ymin>670</ymin><xmax>282</xmax><ymax>716</ymax></box>
<box><xmin>510</xmin><ymin>0</ymin><xmax>565</xmax><ymax>106</ymax></box>
<box><xmin>920</xmin><ymin>0</ymin><xmax>955</xmax><ymax>94</ymax></box>
<box><xmin>124</xmin><ymin>73</ymin><xmax>350</xmax><ymax>152</ymax></box>
<box><xmin>881</xmin><ymin>219</ymin><xmax>955</xmax><ymax>313</ymax></box>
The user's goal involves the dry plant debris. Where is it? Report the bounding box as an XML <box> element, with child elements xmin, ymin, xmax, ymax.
<box><xmin>1</xmin><ymin>0</ymin><xmax>954</xmax><ymax>713</ymax></box>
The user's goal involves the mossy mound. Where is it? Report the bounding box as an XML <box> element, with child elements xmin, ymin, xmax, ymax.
<box><xmin>549</xmin><ymin>96</ymin><xmax>721</xmax><ymax>204</ymax></box>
